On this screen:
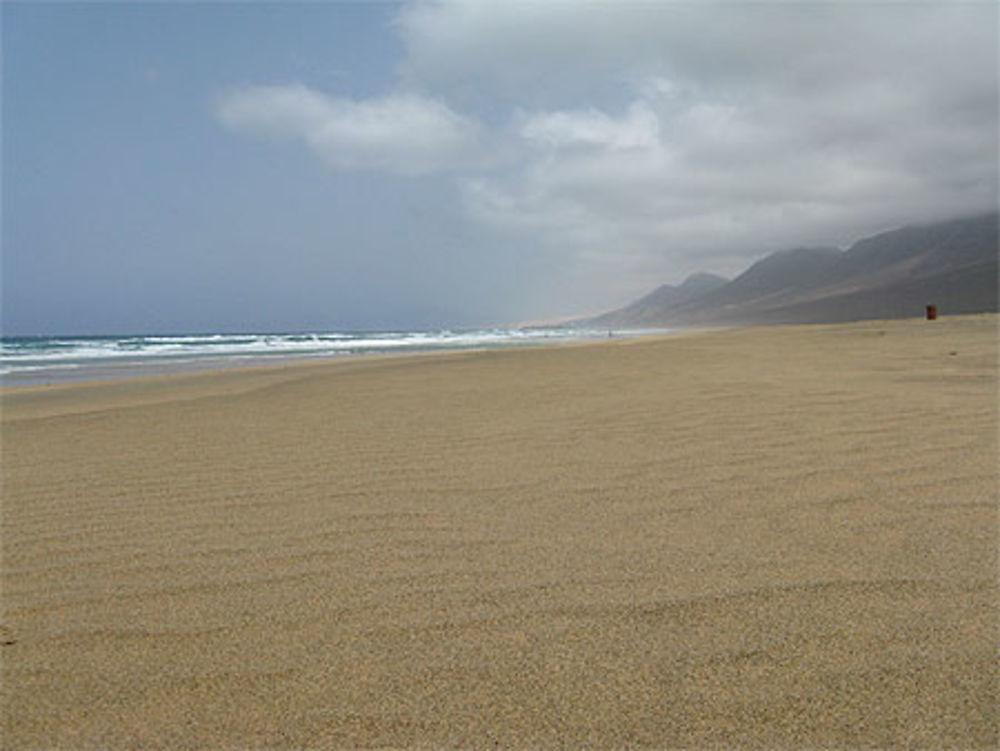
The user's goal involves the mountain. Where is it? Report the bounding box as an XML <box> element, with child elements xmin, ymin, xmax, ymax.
<box><xmin>582</xmin><ymin>212</ymin><xmax>998</xmax><ymax>327</ymax></box>
<box><xmin>588</xmin><ymin>272</ymin><xmax>728</xmax><ymax>327</ymax></box>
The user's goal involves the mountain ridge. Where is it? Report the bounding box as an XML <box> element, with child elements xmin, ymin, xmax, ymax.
<box><xmin>578</xmin><ymin>212</ymin><xmax>998</xmax><ymax>327</ymax></box>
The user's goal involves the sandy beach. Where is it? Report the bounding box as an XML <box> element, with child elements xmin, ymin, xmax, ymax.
<box><xmin>2</xmin><ymin>315</ymin><xmax>996</xmax><ymax>748</ymax></box>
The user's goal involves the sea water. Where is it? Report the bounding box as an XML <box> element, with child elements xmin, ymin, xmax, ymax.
<box><xmin>0</xmin><ymin>328</ymin><xmax>648</xmax><ymax>385</ymax></box>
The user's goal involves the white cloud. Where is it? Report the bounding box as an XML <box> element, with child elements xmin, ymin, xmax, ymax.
<box><xmin>519</xmin><ymin>101</ymin><xmax>659</xmax><ymax>151</ymax></box>
<box><xmin>394</xmin><ymin>0</ymin><xmax>997</xmax><ymax>296</ymax></box>
<box><xmin>218</xmin><ymin>2</ymin><xmax>997</xmax><ymax>311</ymax></box>
<box><xmin>216</xmin><ymin>84</ymin><xmax>486</xmax><ymax>175</ymax></box>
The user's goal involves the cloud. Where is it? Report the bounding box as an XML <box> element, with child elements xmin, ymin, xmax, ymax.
<box><xmin>216</xmin><ymin>84</ymin><xmax>486</xmax><ymax>175</ymax></box>
<box><xmin>395</xmin><ymin>0</ymin><xmax>997</xmax><ymax>294</ymax></box>
<box><xmin>466</xmin><ymin>75</ymin><xmax>995</xmax><ymax>275</ymax></box>
<box><xmin>519</xmin><ymin>102</ymin><xmax>659</xmax><ymax>151</ymax></box>
<box><xmin>395</xmin><ymin>1</ymin><xmax>995</xmax><ymax>100</ymax></box>
<box><xmin>218</xmin><ymin>2</ymin><xmax>997</xmax><ymax>311</ymax></box>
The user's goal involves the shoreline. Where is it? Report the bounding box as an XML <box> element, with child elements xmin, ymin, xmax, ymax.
<box><xmin>0</xmin><ymin>327</ymin><xmax>686</xmax><ymax>407</ymax></box>
<box><xmin>0</xmin><ymin>329</ymin><xmax>674</xmax><ymax>390</ymax></box>
<box><xmin>3</xmin><ymin>315</ymin><xmax>996</xmax><ymax>747</ymax></box>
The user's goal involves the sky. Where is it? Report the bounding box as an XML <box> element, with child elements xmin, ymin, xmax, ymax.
<box><xmin>3</xmin><ymin>1</ymin><xmax>997</xmax><ymax>335</ymax></box>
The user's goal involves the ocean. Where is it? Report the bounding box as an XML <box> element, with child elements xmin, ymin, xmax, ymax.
<box><xmin>0</xmin><ymin>327</ymin><xmax>645</xmax><ymax>386</ymax></box>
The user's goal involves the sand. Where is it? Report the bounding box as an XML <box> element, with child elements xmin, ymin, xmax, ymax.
<box><xmin>2</xmin><ymin>316</ymin><xmax>997</xmax><ymax>748</ymax></box>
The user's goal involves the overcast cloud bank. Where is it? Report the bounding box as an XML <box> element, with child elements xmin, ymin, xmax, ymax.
<box><xmin>218</xmin><ymin>0</ymin><xmax>997</xmax><ymax>308</ymax></box>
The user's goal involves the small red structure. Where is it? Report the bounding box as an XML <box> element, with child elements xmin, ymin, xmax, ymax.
<box><xmin>926</xmin><ymin>304</ymin><xmax>938</xmax><ymax>320</ymax></box>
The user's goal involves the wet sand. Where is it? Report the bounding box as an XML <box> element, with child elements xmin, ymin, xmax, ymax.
<box><xmin>2</xmin><ymin>316</ymin><xmax>997</xmax><ymax>748</ymax></box>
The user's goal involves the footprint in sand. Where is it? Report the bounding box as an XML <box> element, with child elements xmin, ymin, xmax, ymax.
<box><xmin>0</xmin><ymin>625</ymin><xmax>16</xmax><ymax>646</ymax></box>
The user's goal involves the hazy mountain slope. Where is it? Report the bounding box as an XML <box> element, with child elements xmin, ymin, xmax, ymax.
<box><xmin>587</xmin><ymin>273</ymin><xmax>728</xmax><ymax>327</ymax></box>
<box><xmin>714</xmin><ymin>260</ymin><xmax>998</xmax><ymax>325</ymax></box>
<box><xmin>584</xmin><ymin>212</ymin><xmax>998</xmax><ymax>327</ymax></box>
<box><xmin>664</xmin><ymin>247</ymin><xmax>842</xmax><ymax>316</ymax></box>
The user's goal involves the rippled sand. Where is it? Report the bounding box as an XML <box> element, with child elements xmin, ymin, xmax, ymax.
<box><xmin>3</xmin><ymin>315</ymin><xmax>996</xmax><ymax>748</ymax></box>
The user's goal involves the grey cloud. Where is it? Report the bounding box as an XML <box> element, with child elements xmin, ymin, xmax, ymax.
<box><xmin>394</xmin><ymin>1</ymin><xmax>996</xmax><ymax>299</ymax></box>
<box><xmin>215</xmin><ymin>2</ymin><xmax>996</xmax><ymax>315</ymax></box>
<box><xmin>397</xmin><ymin>2</ymin><xmax>994</xmax><ymax>99</ymax></box>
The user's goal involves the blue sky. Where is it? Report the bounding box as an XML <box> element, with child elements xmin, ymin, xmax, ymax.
<box><xmin>4</xmin><ymin>1</ymin><xmax>997</xmax><ymax>334</ymax></box>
